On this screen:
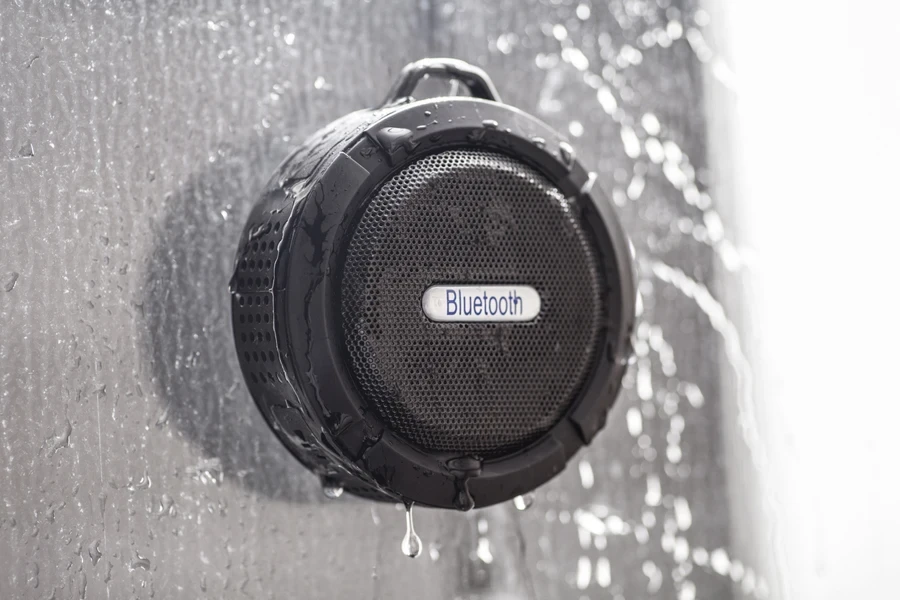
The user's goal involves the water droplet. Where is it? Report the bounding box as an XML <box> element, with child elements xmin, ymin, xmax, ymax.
<box><xmin>323</xmin><ymin>484</ymin><xmax>344</xmax><ymax>499</ymax></box>
<box><xmin>374</xmin><ymin>127</ymin><xmax>417</xmax><ymax>156</ymax></box>
<box><xmin>513</xmin><ymin>493</ymin><xmax>535</xmax><ymax>511</ymax></box>
<box><xmin>576</xmin><ymin>555</ymin><xmax>592</xmax><ymax>589</ymax></box>
<box><xmin>185</xmin><ymin>457</ymin><xmax>223</xmax><ymax>486</ymax></box>
<box><xmin>596</xmin><ymin>556</ymin><xmax>612</xmax><ymax>587</ymax></box>
<box><xmin>467</xmin><ymin>128</ymin><xmax>487</xmax><ymax>143</ymax></box>
<box><xmin>576</xmin><ymin>3</ymin><xmax>591</xmax><ymax>20</ymax></box>
<box><xmin>88</xmin><ymin>540</ymin><xmax>102</xmax><ymax>565</ymax></box>
<box><xmin>482</xmin><ymin>119</ymin><xmax>499</xmax><ymax>128</ymax></box>
<box><xmin>129</xmin><ymin>551</ymin><xmax>151</xmax><ymax>572</ymax></box>
<box><xmin>428</xmin><ymin>542</ymin><xmax>441</xmax><ymax>561</ymax></box>
<box><xmin>45</xmin><ymin>501</ymin><xmax>65</xmax><ymax>523</ymax></box>
<box><xmin>156</xmin><ymin>494</ymin><xmax>176</xmax><ymax>518</ymax></box>
<box><xmin>447</xmin><ymin>457</ymin><xmax>480</xmax><ymax>511</ymax></box>
<box><xmin>476</xmin><ymin>537</ymin><xmax>494</xmax><ymax>564</ymax></box>
<box><xmin>400</xmin><ymin>504</ymin><xmax>422</xmax><ymax>558</ymax></box>
<box><xmin>455</xmin><ymin>488</ymin><xmax>475</xmax><ymax>511</ymax></box>
<box><xmin>26</xmin><ymin>562</ymin><xmax>39</xmax><ymax>588</ymax></box>
<box><xmin>642</xmin><ymin>113</ymin><xmax>661</xmax><ymax>136</ymax></box>
<box><xmin>559</xmin><ymin>141</ymin><xmax>576</xmax><ymax>169</ymax></box>
<box><xmin>580</xmin><ymin>171</ymin><xmax>597</xmax><ymax>196</ymax></box>
<box><xmin>4</xmin><ymin>271</ymin><xmax>19</xmax><ymax>292</ymax></box>
<box><xmin>45</xmin><ymin>418</ymin><xmax>72</xmax><ymax>456</ymax></box>
<box><xmin>76</xmin><ymin>570</ymin><xmax>87</xmax><ymax>599</ymax></box>
<box><xmin>120</xmin><ymin>471</ymin><xmax>152</xmax><ymax>492</ymax></box>
<box><xmin>154</xmin><ymin>406</ymin><xmax>170</xmax><ymax>428</ymax></box>
<box><xmin>531</xmin><ymin>136</ymin><xmax>546</xmax><ymax>148</ymax></box>
<box><xmin>674</xmin><ymin>496</ymin><xmax>693</xmax><ymax>530</ymax></box>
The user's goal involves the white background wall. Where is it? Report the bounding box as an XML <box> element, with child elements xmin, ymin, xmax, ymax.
<box><xmin>708</xmin><ymin>1</ymin><xmax>900</xmax><ymax>597</ymax></box>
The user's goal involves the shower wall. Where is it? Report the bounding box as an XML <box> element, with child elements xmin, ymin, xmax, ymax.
<box><xmin>0</xmin><ymin>2</ymin><xmax>756</xmax><ymax>598</ymax></box>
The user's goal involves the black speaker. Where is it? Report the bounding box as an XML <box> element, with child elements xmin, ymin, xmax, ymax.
<box><xmin>231</xmin><ymin>59</ymin><xmax>635</xmax><ymax>510</ymax></box>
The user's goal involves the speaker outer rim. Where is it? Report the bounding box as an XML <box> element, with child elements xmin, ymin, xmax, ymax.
<box><xmin>279</xmin><ymin>97</ymin><xmax>635</xmax><ymax>509</ymax></box>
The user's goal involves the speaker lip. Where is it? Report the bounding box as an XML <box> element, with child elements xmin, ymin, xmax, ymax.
<box><xmin>278</xmin><ymin>96</ymin><xmax>635</xmax><ymax>509</ymax></box>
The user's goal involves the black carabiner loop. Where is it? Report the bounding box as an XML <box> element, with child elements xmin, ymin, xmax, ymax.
<box><xmin>380</xmin><ymin>58</ymin><xmax>502</xmax><ymax>107</ymax></box>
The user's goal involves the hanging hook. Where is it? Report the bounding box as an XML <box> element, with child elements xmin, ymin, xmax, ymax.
<box><xmin>380</xmin><ymin>58</ymin><xmax>502</xmax><ymax>106</ymax></box>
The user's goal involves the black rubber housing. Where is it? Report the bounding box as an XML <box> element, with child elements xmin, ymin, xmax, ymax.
<box><xmin>231</xmin><ymin>59</ymin><xmax>636</xmax><ymax>510</ymax></box>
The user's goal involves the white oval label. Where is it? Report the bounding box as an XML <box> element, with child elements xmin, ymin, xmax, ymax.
<box><xmin>421</xmin><ymin>285</ymin><xmax>541</xmax><ymax>322</ymax></box>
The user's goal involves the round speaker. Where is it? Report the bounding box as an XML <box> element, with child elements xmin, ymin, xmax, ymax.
<box><xmin>231</xmin><ymin>58</ymin><xmax>635</xmax><ymax>510</ymax></box>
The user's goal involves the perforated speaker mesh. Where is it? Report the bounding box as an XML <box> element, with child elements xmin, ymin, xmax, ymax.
<box><xmin>340</xmin><ymin>149</ymin><xmax>605</xmax><ymax>457</ymax></box>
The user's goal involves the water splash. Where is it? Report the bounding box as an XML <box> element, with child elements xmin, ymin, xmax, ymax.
<box><xmin>540</xmin><ymin>15</ymin><xmax>747</xmax><ymax>273</ymax></box>
<box><xmin>513</xmin><ymin>11</ymin><xmax>781</xmax><ymax>594</ymax></box>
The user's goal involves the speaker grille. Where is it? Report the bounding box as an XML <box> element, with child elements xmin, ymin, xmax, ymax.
<box><xmin>340</xmin><ymin>149</ymin><xmax>605</xmax><ymax>457</ymax></box>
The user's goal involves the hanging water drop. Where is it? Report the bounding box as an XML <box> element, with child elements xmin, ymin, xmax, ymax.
<box><xmin>447</xmin><ymin>457</ymin><xmax>481</xmax><ymax>512</ymax></box>
<box><xmin>400</xmin><ymin>504</ymin><xmax>422</xmax><ymax>558</ymax></box>
<box><xmin>513</xmin><ymin>492</ymin><xmax>535</xmax><ymax>511</ymax></box>
<box><xmin>322</xmin><ymin>477</ymin><xmax>344</xmax><ymax>499</ymax></box>
<box><xmin>455</xmin><ymin>487</ymin><xmax>475</xmax><ymax>511</ymax></box>
<box><xmin>323</xmin><ymin>485</ymin><xmax>343</xmax><ymax>499</ymax></box>
<box><xmin>559</xmin><ymin>141</ymin><xmax>576</xmax><ymax>169</ymax></box>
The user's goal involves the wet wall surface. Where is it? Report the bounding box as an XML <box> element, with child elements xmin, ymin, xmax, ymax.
<box><xmin>1</xmin><ymin>1</ymin><xmax>763</xmax><ymax>598</ymax></box>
